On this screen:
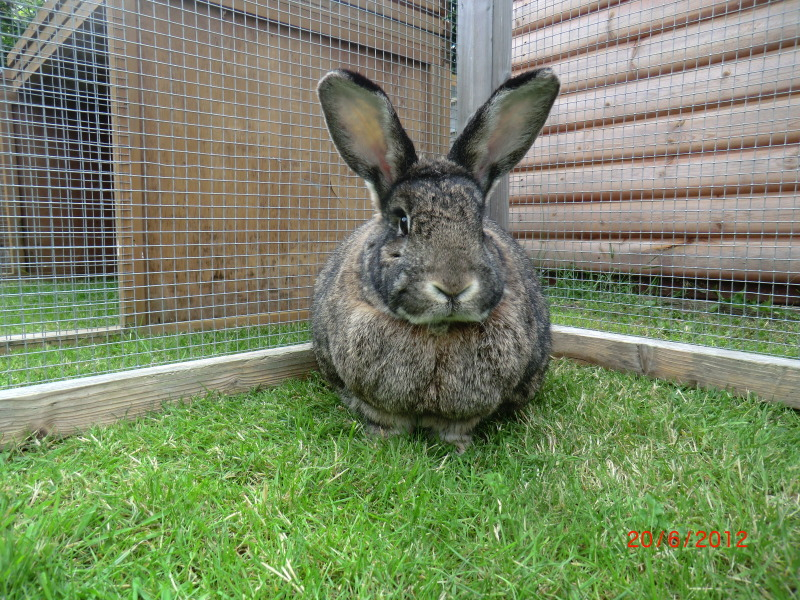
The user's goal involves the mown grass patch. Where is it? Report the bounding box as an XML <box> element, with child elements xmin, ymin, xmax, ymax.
<box><xmin>2</xmin><ymin>362</ymin><xmax>798</xmax><ymax>599</ymax></box>
<box><xmin>547</xmin><ymin>271</ymin><xmax>800</xmax><ymax>358</ymax></box>
<box><xmin>0</xmin><ymin>277</ymin><xmax>119</xmax><ymax>335</ymax></box>
<box><xmin>0</xmin><ymin>322</ymin><xmax>310</xmax><ymax>389</ymax></box>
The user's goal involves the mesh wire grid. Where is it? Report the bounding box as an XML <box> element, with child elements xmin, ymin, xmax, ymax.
<box><xmin>0</xmin><ymin>0</ymin><xmax>798</xmax><ymax>393</ymax></box>
<box><xmin>0</xmin><ymin>0</ymin><xmax>453</xmax><ymax>388</ymax></box>
<box><xmin>509</xmin><ymin>0</ymin><xmax>800</xmax><ymax>359</ymax></box>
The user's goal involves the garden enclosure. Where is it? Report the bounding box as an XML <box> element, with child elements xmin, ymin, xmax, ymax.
<box><xmin>1</xmin><ymin>0</ymin><xmax>799</xmax><ymax>442</ymax></box>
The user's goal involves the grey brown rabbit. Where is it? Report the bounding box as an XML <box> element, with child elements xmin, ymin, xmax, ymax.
<box><xmin>312</xmin><ymin>68</ymin><xmax>560</xmax><ymax>452</ymax></box>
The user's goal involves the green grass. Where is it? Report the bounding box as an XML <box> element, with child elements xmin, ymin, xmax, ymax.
<box><xmin>1</xmin><ymin>276</ymin><xmax>311</xmax><ymax>388</ymax></box>
<box><xmin>0</xmin><ymin>323</ymin><xmax>311</xmax><ymax>389</ymax></box>
<box><xmin>0</xmin><ymin>277</ymin><xmax>119</xmax><ymax>335</ymax></box>
<box><xmin>547</xmin><ymin>272</ymin><xmax>800</xmax><ymax>358</ymax></box>
<box><xmin>2</xmin><ymin>363</ymin><xmax>798</xmax><ymax>599</ymax></box>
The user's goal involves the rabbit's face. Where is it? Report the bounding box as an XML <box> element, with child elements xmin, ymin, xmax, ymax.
<box><xmin>374</xmin><ymin>163</ymin><xmax>504</xmax><ymax>326</ymax></box>
<box><xmin>317</xmin><ymin>68</ymin><xmax>560</xmax><ymax>324</ymax></box>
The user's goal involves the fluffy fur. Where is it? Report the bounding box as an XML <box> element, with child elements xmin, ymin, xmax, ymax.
<box><xmin>313</xmin><ymin>69</ymin><xmax>560</xmax><ymax>451</ymax></box>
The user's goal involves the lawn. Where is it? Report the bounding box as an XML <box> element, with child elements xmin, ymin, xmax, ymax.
<box><xmin>0</xmin><ymin>277</ymin><xmax>311</xmax><ymax>389</ymax></box>
<box><xmin>2</xmin><ymin>362</ymin><xmax>799</xmax><ymax>599</ymax></box>
<box><xmin>2</xmin><ymin>274</ymin><xmax>798</xmax><ymax>597</ymax></box>
<box><xmin>0</xmin><ymin>278</ymin><xmax>120</xmax><ymax>335</ymax></box>
<box><xmin>546</xmin><ymin>271</ymin><xmax>800</xmax><ymax>359</ymax></box>
<box><xmin>0</xmin><ymin>322</ymin><xmax>311</xmax><ymax>389</ymax></box>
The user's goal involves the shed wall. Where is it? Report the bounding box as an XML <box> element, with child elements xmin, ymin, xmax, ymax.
<box><xmin>510</xmin><ymin>0</ymin><xmax>800</xmax><ymax>285</ymax></box>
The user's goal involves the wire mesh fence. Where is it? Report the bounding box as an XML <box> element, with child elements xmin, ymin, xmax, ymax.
<box><xmin>0</xmin><ymin>0</ymin><xmax>453</xmax><ymax>389</ymax></box>
<box><xmin>510</xmin><ymin>0</ymin><xmax>800</xmax><ymax>359</ymax></box>
<box><xmin>0</xmin><ymin>0</ymin><xmax>798</xmax><ymax>394</ymax></box>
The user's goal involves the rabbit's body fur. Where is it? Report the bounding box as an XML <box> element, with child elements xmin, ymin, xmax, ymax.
<box><xmin>312</xmin><ymin>69</ymin><xmax>560</xmax><ymax>451</ymax></box>
<box><xmin>312</xmin><ymin>207</ymin><xmax>550</xmax><ymax>439</ymax></box>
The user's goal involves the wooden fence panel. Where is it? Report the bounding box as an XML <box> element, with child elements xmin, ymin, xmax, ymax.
<box><xmin>511</xmin><ymin>0</ymin><xmax>800</xmax><ymax>285</ymax></box>
<box><xmin>522</xmin><ymin>95</ymin><xmax>800</xmax><ymax>168</ymax></box>
<box><xmin>512</xmin><ymin>143</ymin><xmax>800</xmax><ymax>202</ymax></box>
<box><xmin>513</xmin><ymin>0</ymin><xmax>769</xmax><ymax>68</ymax></box>
<box><xmin>522</xmin><ymin>237</ymin><xmax>800</xmax><ymax>283</ymax></box>
<box><xmin>5</xmin><ymin>0</ymin><xmax>450</xmax><ymax>325</ymax></box>
<box><xmin>543</xmin><ymin>45</ymin><xmax>800</xmax><ymax>128</ymax></box>
<box><xmin>510</xmin><ymin>194</ymin><xmax>800</xmax><ymax>238</ymax></box>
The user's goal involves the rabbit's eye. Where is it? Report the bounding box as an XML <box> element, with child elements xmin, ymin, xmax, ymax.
<box><xmin>397</xmin><ymin>213</ymin><xmax>410</xmax><ymax>236</ymax></box>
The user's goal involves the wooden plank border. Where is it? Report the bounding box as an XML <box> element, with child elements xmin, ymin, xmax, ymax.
<box><xmin>2</xmin><ymin>327</ymin><xmax>797</xmax><ymax>446</ymax></box>
<box><xmin>0</xmin><ymin>343</ymin><xmax>316</xmax><ymax>444</ymax></box>
<box><xmin>551</xmin><ymin>325</ymin><xmax>800</xmax><ymax>408</ymax></box>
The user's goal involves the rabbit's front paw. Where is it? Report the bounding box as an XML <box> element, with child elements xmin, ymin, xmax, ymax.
<box><xmin>364</xmin><ymin>420</ymin><xmax>410</xmax><ymax>439</ymax></box>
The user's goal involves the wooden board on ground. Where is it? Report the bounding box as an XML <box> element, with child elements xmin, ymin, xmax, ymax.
<box><xmin>551</xmin><ymin>325</ymin><xmax>800</xmax><ymax>409</ymax></box>
<box><xmin>0</xmin><ymin>343</ymin><xmax>317</xmax><ymax>444</ymax></box>
<box><xmin>2</xmin><ymin>330</ymin><xmax>798</xmax><ymax>446</ymax></box>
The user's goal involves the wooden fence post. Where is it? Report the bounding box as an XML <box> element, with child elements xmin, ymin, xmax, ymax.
<box><xmin>455</xmin><ymin>0</ymin><xmax>512</xmax><ymax>230</ymax></box>
<box><xmin>0</xmin><ymin>73</ymin><xmax>23</xmax><ymax>277</ymax></box>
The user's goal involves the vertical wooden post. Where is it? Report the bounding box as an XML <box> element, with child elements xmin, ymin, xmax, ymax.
<box><xmin>106</xmin><ymin>0</ymin><xmax>149</xmax><ymax>327</ymax></box>
<box><xmin>0</xmin><ymin>73</ymin><xmax>23</xmax><ymax>277</ymax></box>
<box><xmin>455</xmin><ymin>0</ymin><xmax>512</xmax><ymax>230</ymax></box>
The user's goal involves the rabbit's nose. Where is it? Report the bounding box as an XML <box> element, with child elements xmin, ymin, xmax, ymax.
<box><xmin>428</xmin><ymin>278</ymin><xmax>478</xmax><ymax>302</ymax></box>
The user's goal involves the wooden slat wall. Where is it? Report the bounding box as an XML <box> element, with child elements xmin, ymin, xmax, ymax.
<box><xmin>510</xmin><ymin>0</ymin><xmax>800</xmax><ymax>284</ymax></box>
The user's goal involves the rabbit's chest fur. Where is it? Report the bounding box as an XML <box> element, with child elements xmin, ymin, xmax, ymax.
<box><xmin>313</xmin><ymin>220</ymin><xmax>548</xmax><ymax>421</ymax></box>
<box><xmin>338</xmin><ymin>301</ymin><xmax>532</xmax><ymax>418</ymax></box>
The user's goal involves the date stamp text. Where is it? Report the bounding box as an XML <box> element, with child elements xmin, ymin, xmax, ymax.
<box><xmin>628</xmin><ymin>530</ymin><xmax>748</xmax><ymax>549</ymax></box>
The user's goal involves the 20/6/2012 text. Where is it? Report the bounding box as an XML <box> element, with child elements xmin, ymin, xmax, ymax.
<box><xmin>628</xmin><ymin>530</ymin><xmax>748</xmax><ymax>549</ymax></box>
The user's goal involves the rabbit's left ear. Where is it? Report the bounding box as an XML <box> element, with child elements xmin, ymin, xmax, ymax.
<box><xmin>449</xmin><ymin>68</ymin><xmax>560</xmax><ymax>194</ymax></box>
<box><xmin>317</xmin><ymin>70</ymin><xmax>418</xmax><ymax>204</ymax></box>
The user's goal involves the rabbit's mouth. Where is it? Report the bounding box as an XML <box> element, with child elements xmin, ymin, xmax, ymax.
<box><xmin>389</xmin><ymin>275</ymin><xmax>500</xmax><ymax>326</ymax></box>
<box><xmin>394</xmin><ymin>303</ymin><xmax>491</xmax><ymax>326</ymax></box>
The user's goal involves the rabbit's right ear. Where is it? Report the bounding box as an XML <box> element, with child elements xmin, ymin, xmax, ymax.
<box><xmin>449</xmin><ymin>68</ymin><xmax>560</xmax><ymax>195</ymax></box>
<box><xmin>317</xmin><ymin>70</ymin><xmax>418</xmax><ymax>204</ymax></box>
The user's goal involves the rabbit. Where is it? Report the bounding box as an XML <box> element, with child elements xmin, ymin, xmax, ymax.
<box><xmin>312</xmin><ymin>68</ymin><xmax>560</xmax><ymax>452</ymax></box>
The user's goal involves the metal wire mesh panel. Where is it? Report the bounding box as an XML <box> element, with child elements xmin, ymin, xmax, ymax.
<box><xmin>510</xmin><ymin>0</ymin><xmax>800</xmax><ymax>358</ymax></box>
<box><xmin>0</xmin><ymin>0</ymin><xmax>452</xmax><ymax>389</ymax></box>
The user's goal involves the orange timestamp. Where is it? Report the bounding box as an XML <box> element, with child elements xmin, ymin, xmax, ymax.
<box><xmin>628</xmin><ymin>530</ymin><xmax>749</xmax><ymax>549</ymax></box>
